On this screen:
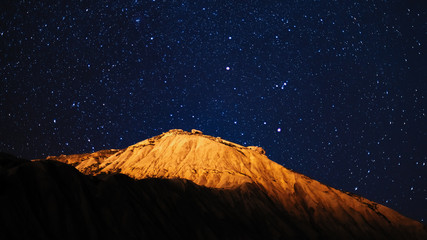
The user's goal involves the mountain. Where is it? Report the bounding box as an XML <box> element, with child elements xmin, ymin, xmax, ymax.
<box><xmin>2</xmin><ymin>129</ymin><xmax>426</xmax><ymax>239</ymax></box>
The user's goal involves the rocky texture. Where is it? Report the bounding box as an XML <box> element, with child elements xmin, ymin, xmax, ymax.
<box><xmin>11</xmin><ymin>129</ymin><xmax>427</xmax><ymax>239</ymax></box>
<box><xmin>247</xmin><ymin>146</ymin><xmax>266</xmax><ymax>155</ymax></box>
<box><xmin>191</xmin><ymin>129</ymin><xmax>203</xmax><ymax>134</ymax></box>
<box><xmin>43</xmin><ymin>149</ymin><xmax>120</xmax><ymax>175</ymax></box>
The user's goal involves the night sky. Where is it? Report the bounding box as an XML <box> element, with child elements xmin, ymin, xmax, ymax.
<box><xmin>1</xmin><ymin>1</ymin><xmax>426</xmax><ymax>221</ymax></box>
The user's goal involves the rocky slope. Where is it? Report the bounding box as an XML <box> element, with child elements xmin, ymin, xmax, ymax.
<box><xmin>3</xmin><ymin>129</ymin><xmax>424</xmax><ymax>239</ymax></box>
<box><xmin>36</xmin><ymin>129</ymin><xmax>427</xmax><ymax>239</ymax></box>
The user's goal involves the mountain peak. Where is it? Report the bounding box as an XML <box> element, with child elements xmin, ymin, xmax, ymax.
<box><xmin>105</xmin><ymin>128</ymin><xmax>271</xmax><ymax>189</ymax></box>
<box><xmin>132</xmin><ymin>129</ymin><xmax>255</xmax><ymax>153</ymax></box>
<box><xmin>35</xmin><ymin>129</ymin><xmax>427</xmax><ymax>239</ymax></box>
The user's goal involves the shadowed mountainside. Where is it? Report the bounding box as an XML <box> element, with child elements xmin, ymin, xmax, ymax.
<box><xmin>2</xmin><ymin>154</ymin><xmax>316</xmax><ymax>240</ymax></box>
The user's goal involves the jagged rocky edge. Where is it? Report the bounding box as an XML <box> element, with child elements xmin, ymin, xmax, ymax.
<box><xmin>131</xmin><ymin>129</ymin><xmax>266</xmax><ymax>155</ymax></box>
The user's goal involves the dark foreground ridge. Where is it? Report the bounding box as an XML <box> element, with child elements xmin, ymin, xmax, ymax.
<box><xmin>0</xmin><ymin>153</ymin><xmax>308</xmax><ymax>240</ymax></box>
<box><xmin>1</xmin><ymin>152</ymin><xmax>427</xmax><ymax>240</ymax></box>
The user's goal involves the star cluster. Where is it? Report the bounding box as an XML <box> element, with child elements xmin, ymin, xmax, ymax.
<box><xmin>1</xmin><ymin>1</ymin><xmax>426</xmax><ymax>221</ymax></box>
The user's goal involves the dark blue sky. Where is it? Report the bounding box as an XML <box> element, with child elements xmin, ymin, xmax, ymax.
<box><xmin>1</xmin><ymin>0</ymin><xmax>426</xmax><ymax>221</ymax></box>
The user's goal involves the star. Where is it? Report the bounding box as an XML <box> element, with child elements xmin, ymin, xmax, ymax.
<box><xmin>0</xmin><ymin>0</ymin><xmax>425</xmax><ymax>222</ymax></box>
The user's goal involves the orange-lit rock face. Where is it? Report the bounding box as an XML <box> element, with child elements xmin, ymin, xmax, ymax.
<box><xmin>39</xmin><ymin>129</ymin><xmax>427</xmax><ymax>240</ymax></box>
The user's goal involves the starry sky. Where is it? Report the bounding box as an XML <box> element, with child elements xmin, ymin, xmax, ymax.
<box><xmin>1</xmin><ymin>0</ymin><xmax>426</xmax><ymax>221</ymax></box>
